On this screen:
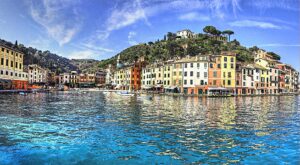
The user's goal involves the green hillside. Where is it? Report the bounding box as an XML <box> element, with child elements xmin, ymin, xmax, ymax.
<box><xmin>99</xmin><ymin>26</ymin><xmax>280</xmax><ymax>68</ymax></box>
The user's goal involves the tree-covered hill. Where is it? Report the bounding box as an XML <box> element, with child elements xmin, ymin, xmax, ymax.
<box><xmin>0</xmin><ymin>39</ymin><xmax>78</xmax><ymax>73</ymax></box>
<box><xmin>99</xmin><ymin>26</ymin><xmax>281</xmax><ymax>68</ymax></box>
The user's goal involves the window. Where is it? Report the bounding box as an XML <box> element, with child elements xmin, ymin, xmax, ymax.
<box><xmin>190</xmin><ymin>63</ymin><xmax>193</xmax><ymax>68</ymax></box>
<box><xmin>213</xmin><ymin>80</ymin><xmax>216</xmax><ymax>85</ymax></box>
<box><xmin>184</xmin><ymin>72</ymin><xmax>187</xmax><ymax>77</ymax></box>
<box><xmin>204</xmin><ymin>63</ymin><xmax>207</xmax><ymax>68</ymax></box>
<box><xmin>217</xmin><ymin>64</ymin><xmax>221</xmax><ymax>68</ymax></box>
<box><xmin>228</xmin><ymin>80</ymin><xmax>231</xmax><ymax>85</ymax></box>
<box><xmin>213</xmin><ymin>71</ymin><xmax>217</xmax><ymax>78</ymax></box>
<box><xmin>184</xmin><ymin>80</ymin><xmax>187</xmax><ymax>85</ymax></box>
<box><xmin>204</xmin><ymin>72</ymin><xmax>207</xmax><ymax>78</ymax></box>
<box><xmin>19</xmin><ymin>64</ymin><xmax>22</xmax><ymax>69</ymax></box>
<box><xmin>185</xmin><ymin>63</ymin><xmax>187</xmax><ymax>68</ymax></box>
<box><xmin>223</xmin><ymin>72</ymin><xmax>226</xmax><ymax>78</ymax></box>
<box><xmin>197</xmin><ymin>72</ymin><xmax>200</xmax><ymax>78</ymax></box>
<box><xmin>173</xmin><ymin>72</ymin><xmax>176</xmax><ymax>76</ymax></box>
<box><xmin>224</xmin><ymin>63</ymin><xmax>227</xmax><ymax>68</ymax></box>
<box><xmin>6</xmin><ymin>59</ymin><xmax>8</xmax><ymax>66</ymax></box>
<box><xmin>11</xmin><ymin>61</ymin><xmax>13</xmax><ymax>67</ymax></box>
<box><xmin>231</xmin><ymin>64</ymin><xmax>234</xmax><ymax>69</ymax></box>
<box><xmin>10</xmin><ymin>72</ymin><xmax>13</xmax><ymax>76</ymax></box>
<box><xmin>0</xmin><ymin>58</ymin><xmax>3</xmax><ymax>65</ymax></box>
<box><xmin>6</xmin><ymin>71</ymin><xmax>8</xmax><ymax>75</ymax></box>
<box><xmin>190</xmin><ymin>71</ymin><xmax>193</xmax><ymax>76</ymax></box>
<box><xmin>1</xmin><ymin>48</ymin><xmax>4</xmax><ymax>52</ymax></box>
<box><xmin>236</xmin><ymin>80</ymin><xmax>239</xmax><ymax>85</ymax></box>
<box><xmin>251</xmin><ymin>82</ymin><xmax>253</xmax><ymax>87</ymax></box>
<box><xmin>231</xmin><ymin>57</ymin><xmax>234</xmax><ymax>62</ymax></box>
<box><xmin>210</xmin><ymin>63</ymin><xmax>213</xmax><ymax>68</ymax></box>
<box><xmin>197</xmin><ymin>63</ymin><xmax>199</xmax><ymax>68</ymax></box>
<box><xmin>228</xmin><ymin>72</ymin><xmax>231</xmax><ymax>78</ymax></box>
<box><xmin>223</xmin><ymin>80</ymin><xmax>225</xmax><ymax>85</ymax></box>
<box><xmin>224</xmin><ymin>57</ymin><xmax>227</xmax><ymax>62</ymax></box>
<box><xmin>190</xmin><ymin>80</ymin><xmax>193</xmax><ymax>85</ymax></box>
<box><xmin>0</xmin><ymin>70</ymin><xmax>2</xmax><ymax>74</ymax></box>
<box><xmin>243</xmin><ymin>82</ymin><xmax>246</xmax><ymax>86</ymax></box>
<box><xmin>200</xmin><ymin>80</ymin><xmax>204</xmax><ymax>85</ymax></box>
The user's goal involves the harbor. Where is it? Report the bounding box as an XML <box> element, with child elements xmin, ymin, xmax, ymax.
<box><xmin>0</xmin><ymin>92</ymin><xmax>299</xmax><ymax>164</ymax></box>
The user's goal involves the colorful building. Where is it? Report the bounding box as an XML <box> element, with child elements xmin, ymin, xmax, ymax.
<box><xmin>27</xmin><ymin>64</ymin><xmax>48</xmax><ymax>85</ymax></box>
<box><xmin>0</xmin><ymin>43</ymin><xmax>28</xmax><ymax>90</ymax></box>
<box><xmin>176</xmin><ymin>55</ymin><xmax>209</xmax><ymax>95</ymax></box>
<box><xmin>220</xmin><ymin>52</ymin><xmax>236</xmax><ymax>92</ymax></box>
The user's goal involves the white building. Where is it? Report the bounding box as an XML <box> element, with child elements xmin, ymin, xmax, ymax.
<box><xmin>178</xmin><ymin>55</ymin><xmax>209</xmax><ymax>94</ymax></box>
<box><xmin>27</xmin><ymin>64</ymin><xmax>48</xmax><ymax>84</ymax></box>
<box><xmin>176</xmin><ymin>29</ymin><xmax>195</xmax><ymax>39</ymax></box>
<box><xmin>59</xmin><ymin>73</ymin><xmax>70</xmax><ymax>85</ymax></box>
<box><xmin>241</xmin><ymin>65</ymin><xmax>255</xmax><ymax>94</ymax></box>
<box><xmin>105</xmin><ymin>64</ymin><xmax>113</xmax><ymax>85</ymax></box>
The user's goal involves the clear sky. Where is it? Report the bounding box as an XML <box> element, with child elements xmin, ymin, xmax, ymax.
<box><xmin>0</xmin><ymin>0</ymin><xmax>299</xmax><ymax>71</ymax></box>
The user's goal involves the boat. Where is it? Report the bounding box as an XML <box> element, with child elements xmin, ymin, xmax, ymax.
<box><xmin>19</xmin><ymin>92</ymin><xmax>27</xmax><ymax>96</ymax></box>
<box><xmin>117</xmin><ymin>91</ymin><xmax>134</xmax><ymax>96</ymax></box>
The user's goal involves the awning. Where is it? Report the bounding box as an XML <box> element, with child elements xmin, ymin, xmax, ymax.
<box><xmin>208</xmin><ymin>87</ymin><xmax>229</xmax><ymax>91</ymax></box>
<box><xmin>168</xmin><ymin>86</ymin><xmax>178</xmax><ymax>90</ymax></box>
<box><xmin>142</xmin><ymin>85</ymin><xmax>153</xmax><ymax>89</ymax></box>
<box><xmin>0</xmin><ymin>79</ymin><xmax>12</xmax><ymax>83</ymax></box>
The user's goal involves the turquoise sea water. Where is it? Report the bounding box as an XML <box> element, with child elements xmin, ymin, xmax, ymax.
<box><xmin>0</xmin><ymin>92</ymin><xmax>299</xmax><ymax>164</ymax></box>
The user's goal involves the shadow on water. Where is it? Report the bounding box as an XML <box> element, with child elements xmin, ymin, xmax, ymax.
<box><xmin>0</xmin><ymin>92</ymin><xmax>299</xmax><ymax>164</ymax></box>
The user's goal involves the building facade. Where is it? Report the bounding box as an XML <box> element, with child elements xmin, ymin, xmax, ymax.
<box><xmin>27</xmin><ymin>64</ymin><xmax>48</xmax><ymax>84</ymax></box>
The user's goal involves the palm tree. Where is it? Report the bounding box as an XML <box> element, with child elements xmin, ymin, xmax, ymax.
<box><xmin>222</xmin><ymin>30</ymin><xmax>234</xmax><ymax>42</ymax></box>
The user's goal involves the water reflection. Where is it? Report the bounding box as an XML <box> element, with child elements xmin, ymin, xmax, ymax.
<box><xmin>0</xmin><ymin>92</ymin><xmax>299</xmax><ymax>164</ymax></box>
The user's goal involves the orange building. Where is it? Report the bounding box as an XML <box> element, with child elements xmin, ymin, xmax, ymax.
<box><xmin>208</xmin><ymin>55</ymin><xmax>222</xmax><ymax>87</ymax></box>
<box><xmin>276</xmin><ymin>64</ymin><xmax>286</xmax><ymax>93</ymax></box>
<box><xmin>12</xmin><ymin>80</ymin><xmax>28</xmax><ymax>90</ymax></box>
<box><xmin>130</xmin><ymin>58</ymin><xmax>146</xmax><ymax>91</ymax></box>
<box><xmin>235</xmin><ymin>62</ymin><xmax>243</xmax><ymax>95</ymax></box>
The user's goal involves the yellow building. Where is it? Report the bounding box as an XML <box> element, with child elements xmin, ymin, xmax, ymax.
<box><xmin>259</xmin><ymin>67</ymin><xmax>270</xmax><ymax>94</ymax></box>
<box><xmin>220</xmin><ymin>52</ymin><xmax>236</xmax><ymax>90</ymax></box>
<box><xmin>0</xmin><ymin>44</ymin><xmax>28</xmax><ymax>89</ymax></box>
<box><xmin>172</xmin><ymin>62</ymin><xmax>182</xmax><ymax>91</ymax></box>
<box><xmin>163</xmin><ymin>62</ymin><xmax>173</xmax><ymax>88</ymax></box>
<box><xmin>114</xmin><ymin>69</ymin><xmax>126</xmax><ymax>90</ymax></box>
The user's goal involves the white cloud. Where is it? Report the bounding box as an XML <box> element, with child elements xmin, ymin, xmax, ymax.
<box><xmin>68</xmin><ymin>50</ymin><xmax>100</xmax><ymax>59</ymax></box>
<box><xmin>28</xmin><ymin>37</ymin><xmax>52</xmax><ymax>50</ymax></box>
<box><xmin>128</xmin><ymin>31</ymin><xmax>138</xmax><ymax>45</ymax></box>
<box><xmin>81</xmin><ymin>42</ymin><xmax>114</xmax><ymax>53</ymax></box>
<box><xmin>0</xmin><ymin>19</ymin><xmax>6</xmax><ymax>24</ymax></box>
<box><xmin>258</xmin><ymin>43</ymin><xmax>300</xmax><ymax>47</ymax></box>
<box><xmin>249</xmin><ymin>0</ymin><xmax>299</xmax><ymax>11</ymax></box>
<box><xmin>28</xmin><ymin>0</ymin><xmax>82</xmax><ymax>46</ymax></box>
<box><xmin>99</xmin><ymin>0</ymin><xmax>241</xmax><ymax>40</ymax></box>
<box><xmin>100</xmin><ymin>0</ymin><xmax>149</xmax><ymax>40</ymax></box>
<box><xmin>178</xmin><ymin>12</ymin><xmax>210</xmax><ymax>21</ymax></box>
<box><xmin>229</xmin><ymin>20</ymin><xmax>282</xmax><ymax>29</ymax></box>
